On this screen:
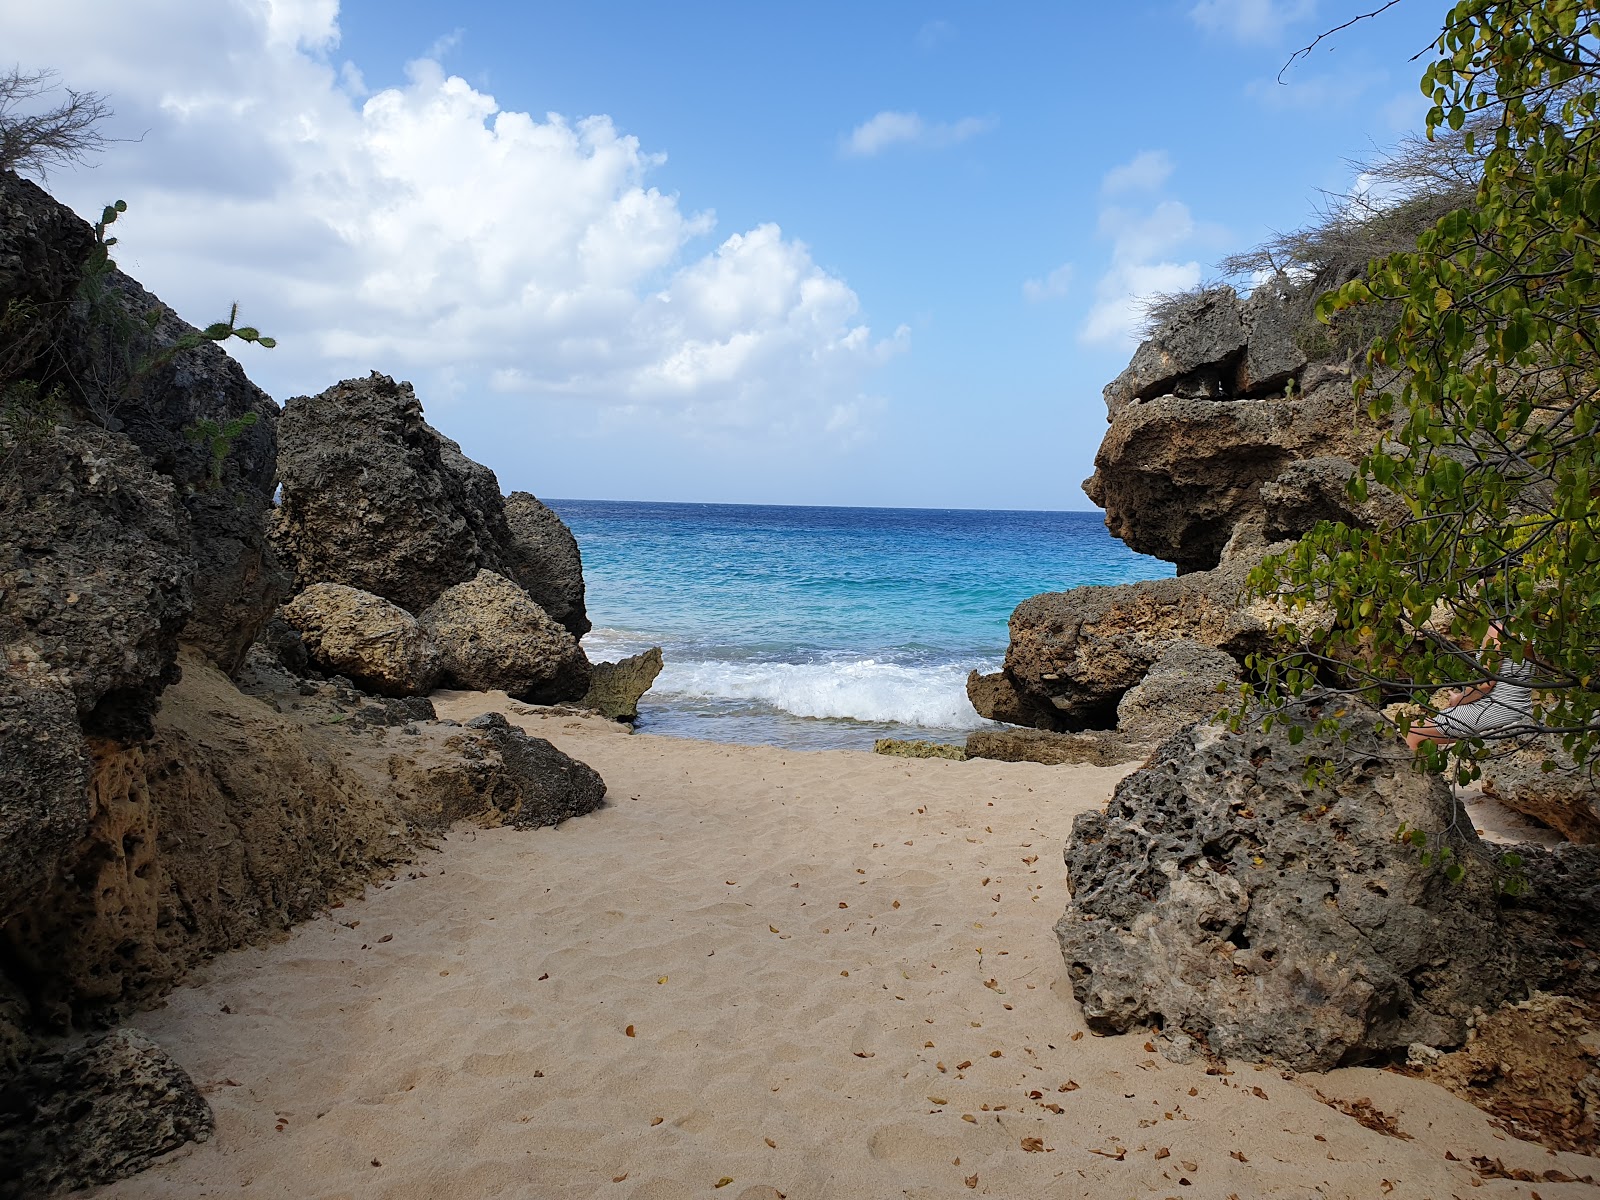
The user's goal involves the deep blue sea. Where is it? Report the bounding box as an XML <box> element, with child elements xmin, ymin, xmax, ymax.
<box><xmin>545</xmin><ymin>500</ymin><xmax>1173</xmax><ymax>751</ymax></box>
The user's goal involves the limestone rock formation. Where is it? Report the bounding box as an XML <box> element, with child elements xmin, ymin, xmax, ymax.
<box><xmin>422</xmin><ymin>570</ymin><xmax>590</xmax><ymax>703</ymax></box>
<box><xmin>271</xmin><ymin>375</ymin><xmax>592</xmax><ymax>634</ymax></box>
<box><xmin>582</xmin><ymin>646</ymin><xmax>663</xmax><ymax>720</ymax></box>
<box><xmin>963</xmin><ymin>727</ymin><xmax>1143</xmax><ymax>767</ymax></box>
<box><xmin>967</xmin><ymin>554</ymin><xmax>1268</xmax><ymax>733</ymax></box>
<box><xmin>394</xmin><ymin>711</ymin><xmax>607</xmax><ymax>829</ymax></box>
<box><xmin>280</xmin><ymin>583</ymin><xmax>441</xmax><ymax>698</ymax></box>
<box><xmin>0</xmin><ymin>1028</ymin><xmax>212</xmax><ymax>1199</ymax></box>
<box><xmin>1056</xmin><ymin>703</ymin><xmax>1533</xmax><ymax>1070</ymax></box>
<box><xmin>503</xmin><ymin>491</ymin><xmax>589</xmax><ymax>638</ymax></box>
<box><xmin>1114</xmin><ymin>639</ymin><xmax>1239</xmax><ymax>742</ymax></box>
<box><xmin>0</xmin><ymin>681</ymin><xmax>90</xmax><ymax>929</ymax></box>
<box><xmin>1479</xmin><ymin>750</ymin><xmax>1600</xmax><ymax>844</ymax></box>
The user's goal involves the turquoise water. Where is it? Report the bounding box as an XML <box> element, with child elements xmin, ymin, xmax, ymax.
<box><xmin>547</xmin><ymin>500</ymin><xmax>1173</xmax><ymax>750</ymax></box>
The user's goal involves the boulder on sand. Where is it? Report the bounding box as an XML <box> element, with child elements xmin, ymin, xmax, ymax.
<box><xmin>421</xmin><ymin>570</ymin><xmax>590</xmax><ymax>703</ymax></box>
<box><xmin>1056</xmin><ymin>700</ymin><xmax>1535</xmax><ymax>1070</ymax></box>
<box><xmin>280</xmin><ymin>583</ymin><xmax>441</xmax><ymax>698</ymax></box>
<box><xmin>581</xmin><ymin>647</ymin><xmax>663</xmax><ymax>721</ymax></box>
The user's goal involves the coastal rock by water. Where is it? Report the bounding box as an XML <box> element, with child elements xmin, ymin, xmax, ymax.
<box><xmin>1056</xmin><ymin>704</ymin><xmax>1530</xmax><ymax>1070</ymax></box>
<box><xmin>422</xmin><ymin>570</ymin><xmax>591</xmax><ymax>703</ymax></box>
<box><xmin>0</xmin><ymin>1027</ymin><xmax>212</xmax><ymax>1199</ymax></box>
<box><xmin>581</xmin><ymin>646</ymin><xmax>664</xmax><ymax>721</ymax></box>
<box><xmin>271</xmin><ymin>375</ymin><xmax>591</xmax><ymax>633</ymax></box>
<box><xmin>1113</xmin><ymin>639</ymin><xmax>1239</xmax><ymax>742</ymax></box>
<box><xmin>503</xmin><ymin>491</ymin><xmax>590</xmax><ymax>638</ymax></box>
<box><xmin>963</xmin><ymin>727</ymin><xmax>1143</xmax><ymax>767</ymax></box>
<box><xmin>967</xmin><ymin>554</ymin><xmax>1267</xmax><ymax>734</ymax></box>
<box><xmin>280</xmin><ymin>583</ymin><xmax>441</xmax><ymax>698</ymax></box>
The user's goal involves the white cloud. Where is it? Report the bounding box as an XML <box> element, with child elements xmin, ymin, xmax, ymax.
<box><xmin>1022</xmin><ymin>263</ymin><xmax>1073</xmax><ymax>303</ymax></box>
<box><xmin>10</xmin><ymin>0</ymin><xmax>903</xmax><ymax>448</ymax></box>
<box><xmin>1190</xmin><ymin>0</ymin><xmax>1314</xmax><ymax>41</ymax></box>
<box><xmin>1079</xmin><ymin>156</ymin><xmax>1204</xmax><ymax>347</ymax></box>
<box><xmin>1100</xmin><ymin>149</ymin><xmax>1174</xmax><ymax>196</ymax></box>
<box><xmin>842</xmin><ymin>110</ymin><xmax>992</xmax><ymax>157</ymax></box>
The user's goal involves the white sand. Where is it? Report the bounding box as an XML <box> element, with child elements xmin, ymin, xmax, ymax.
<box><xmin>97</xmin><ymin>698</ymin><xmax>1598</xmax><ymax>1199</ymax></box>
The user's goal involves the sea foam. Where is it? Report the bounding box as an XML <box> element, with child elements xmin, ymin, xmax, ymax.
<box><xmin>652</xmin><ymin>657</ymin><xmax>990</xmax><ymax>729</ymax></box>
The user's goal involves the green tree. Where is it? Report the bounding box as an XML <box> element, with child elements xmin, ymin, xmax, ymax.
<box><xmin>1243</xmin><ymin>0</ymin><xmax>1600</xmax><ymax>781</ymax></box>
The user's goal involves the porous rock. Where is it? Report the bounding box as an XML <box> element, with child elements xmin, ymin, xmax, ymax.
<box><xmin>503</xmin><ymin>491</ymin><xmax>589</xmax><ymax>637</ymax></box>
<box><xmin>280</xmin><ymin>583</ymin><xmax>441</xmax><ymax>698</ymax></box>
<box><xmin>1056</xmin><ymin>703</ymin><xmax>1532</xmax><ymax>1070</ymax></box>
<box><xmin>873</xmin><ymin>739</ymin><xmax>967</xmax><ymax>761</ymax></box>
<box><xmin>0</xmin><ymin>680</ymin><xmax>89</xmax><ymax>928</ymax></box>
<box><xmin>969</xmin><ymin>553</ymin><xmax>1267</xmax><ymax>733</ymax></box>
<box><xmin>964</xmin><ymin>727</ymin><xmax>1143</xmax><ymax>767</ymax></box>
<box><xmin>0</xmin><ymin>1027</ymin><xmax>212</xmax><ymax>1199</ymax></box>
<box><xmin>1236</xmin><ymin>278</ymin><xmax>1309</xmax><ymax>396</ymax></box>
<box><xmin>1478</xmin><ymin>748</ymin><xmax>1600</xmax><ymax>844</ymax></box>
<box><xmin>1102</xmin><ymin>288</ymin><xmax>1248</xmax><ymax>421</ymax></box>
<box><xmin>581</xmin><ymin>646</ymin><xmax>663</xmax><ymax>721</ymax></box>
<box><xmin>422</xmin><ymin>570</ymin><xmax>590</xmax><ymax>703</ymax></box>
<box><xmin>1114</xmin><ymin>638</ymin><xmax>1238</xmax><ymax>742</ymax></box>
<box><xmin>398</xmin><ymin>711</ymin><xmax>607</xmax><ymax>829</ymax></box>
<box><xmin>1</xmin><ymin>418</ymin><xmax>192</xmax><ymax>742</ymax></box>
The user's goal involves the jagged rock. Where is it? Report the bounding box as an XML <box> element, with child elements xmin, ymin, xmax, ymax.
<box><xmin>89</xmin><ymin>269</ymin><xmax>287</xmax><ymax>672</ymax></box>
<box><xmin>1114</xmin><ymin>639</ymin><xmax>1238</xmax><ymax>742</ymax></box>
<box><xmin>1102</xmin><ymin>288</ymin><xmax>1248</xmax><ymax>421</ymax></box>
<box><xmin>0</xmin><ymin>1027</ymin><xmax>212</xmax><ymax>1199</ymax></box>
<box><xmin>581</xmin><ymin>647</ymin><xmax>663</xmax><ymax>721</ymax></box>
<box><xmin>874</xmin><ymin>739</ymin><xmax>966</xmax><ymax>761</ymax></box>
<box><xmin>271</xmin><ymin>375</ymin><xmax>585</xmax><ymax>629</ymax></box>
<box><xmin>972</xmin><ymin>553</ymin><xmax>1268</xmax><ymax>733</ymax></box>
<box><xmin>965</xmin><ymin>668</ymin><xmax>1059</xmax><ymax>728</ymax></box>
<box><xmin>0</xmin><ymin>680</ymin><xmax>89</xmax><ymax>928</ymax></box>
<box><xmin>255</xmin><ymin>614</ymin><xmax>309</xmax><ymax>674</ymax></box>
<box><xmin>503</xmin><ymin>492</ymin><xmax>589</xmax><ymax>638</ymax></box>
<box><xmin>0</xmin><ymin>170</ymin><xmax>95</xmax><ymax>313</ymax></box>
<box><xmin>280</xmin><ymin>583</ymin><xmax>441</xmax><ymax>698</ymax></box>
<box><xmin>1</xmin><ymin>418</ymin><xmax>192</xmax><ymax>742</ymax></box>
<box><xmin>422</xmin><ymin>570</ymin><xmax>590</xmax><ymax>703</ymax></box>
<box><xmin>1237</xmin><ymin>279</ymin><xmax>1309</xmax><ymax>396</ymax></box>
<box><xmin>271</xmin><ymin>374</ymin><xmax>487</xmax><ymax>613</ymax></box>
<box><xmin>1056</xmin><ymin>702</ymin><xmax>1533</xmax><ymax>1071</ymax></box>
<box><xmin>964</xmin><ymin>726</ymin><xmax>1143</xmax><ymax>767</ymax></box>
<box><xmin>399</xmin><ymin>711</ymin><xmax>607</xmax><ymax>829</ymax></box>
<box><xmin>1479</xmin><ymin>749</ymin><xmax>1600</xmax><ymax>844</ymax></box>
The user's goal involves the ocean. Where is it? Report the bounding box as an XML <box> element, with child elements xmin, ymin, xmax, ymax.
<box><xmin>546</xmin><ymin>500</ymin><xmax>1173</xmax><ymax>751</ymax></box>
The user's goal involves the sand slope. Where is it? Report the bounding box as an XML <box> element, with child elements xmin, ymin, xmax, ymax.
<box><xmin>97</xmin><ymin>698</ymin><xmax>1599</xmax><ymax>1199</ymax></box>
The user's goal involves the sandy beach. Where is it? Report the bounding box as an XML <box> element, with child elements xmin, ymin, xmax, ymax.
<box><xmin>92</xmin><ymin>696</ymin><xmax>1598</xmax><ymax>1200</ymax></box>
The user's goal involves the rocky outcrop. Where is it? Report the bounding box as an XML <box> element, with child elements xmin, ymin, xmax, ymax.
<box><xmin>392</xmin><ymin>711</ymin><xmax>607</xmax><ymax>829</ymax></box>
<box><xmin>503</xmin><ymin>491</ymin><xmax>589</xmax><ymax>638</ymax></box>
<box><xmin>0</xmin><ymin>1028</ymin><xmax>212</xmax><ymax>1199</ymax></box>
<box><xmin>271</xmin><ymin>375</ymin><xmax>590</xmax><ymax>631</ymax></box>
<box><xmin>967</xmin><ymin>553</ymin><xmax>1269</xmax><ymax>734</ymax></box>
<box><xmin>873</xmin><ymin>739</ymin><xmax>967</xmax><ymax>761</ymax></box>
<box><xmin>0</xmin><ymin>681</ymin><xmax>90</xmax><ymax>929</ymax></box>
<box><xmin>1113</xmin><ymin>639</ymin><xmax>1239</xmax><ymax>742</ymax></box>
<box><xmin>280</xmin><ymin>583</ymin><xmax>441</xmax><ymax>698</ymax></box>
<box><xmin>964</xmin><ymin>727</ymin><xmax>1143</xmax><ymax>767</ymax></box>
<box><xmin>422</xmin><ymin>570</ymin><xmax>590</xmax><ymax>703</ymax></box>
<box><xmin>1479</xmin><ymin>749</ymin><xmax>1600</xmax><ymax>844</ymax></box>
<box><xmin>581</xmin><ymin>646</ymin><xmax>663</xmax><ymax>720</ymax></box>
<box><xmin>1056</xmin><ymin>703</ymin><xmax>1535</xmax><ymax>1070</ymax></box>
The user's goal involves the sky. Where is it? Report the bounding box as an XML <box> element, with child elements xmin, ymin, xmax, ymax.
<box><xmin>7</xmin><ymin>0</ymin><xmax>1450</xmax><ymax>509</ymax></box>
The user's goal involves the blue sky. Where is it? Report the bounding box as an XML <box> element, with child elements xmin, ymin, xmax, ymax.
<box><xmin>11</xmin><ymin>0</ymin><xmax>1448</xmax><ymax>509</ymax></box>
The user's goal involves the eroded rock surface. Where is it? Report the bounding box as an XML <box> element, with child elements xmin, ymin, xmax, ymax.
<box><xmin>582</xmin><ymin>646</ymin><xmax>663</xmax><ymax>721</ymax></box>
<box><xmin>394</xmin><ymin>711</ymin><xmax>607</xmax><ymax>829</ymax></box>
<box><xmin>280</xmin><ymin>583</ymin><xmax>441</xmax><ymax>698</ymax></box>
<box><xmin>422</xmin><ymin>570</ymin><xmax>590</xmax><ymax>703</ymax></box>
<box><xmin>968</xmin><ymin>554</ymin><xmax>1268</xmax><ymax>733</ymax></box>
<box><xmin>503</xmin><ymin>491</ymin><xmax>589</xmax><ymax>638</ymax></box>
<box><xmin>0</xmin><ymin>1028</ymin><xmax>212</xmax><ymax>1200</ymax></box>
<box><xmin>1056</xmin><ymin>704</ymin><xmax>1532</xmax><ymax>1070</ymax></box>
<box><xmin>1479</xmin><ymin>749</ymin><xmax>1600</xmax><ymax>844</ymax></box>
<box><xmin>964</xmin><ymin>727</ymin><xmax>1144</xmax><ymax>767</ymax></box>
<box><xmin>1114</xmin><ymin>639</ymin><xmax>1239</xmax><ymax>742</ymax></box>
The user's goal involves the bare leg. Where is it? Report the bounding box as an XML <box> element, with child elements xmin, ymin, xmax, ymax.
<box><xmin>1406</xmin><ymin>723</ymin><xmax>1455</xmax><ymax>753</ymax></box>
